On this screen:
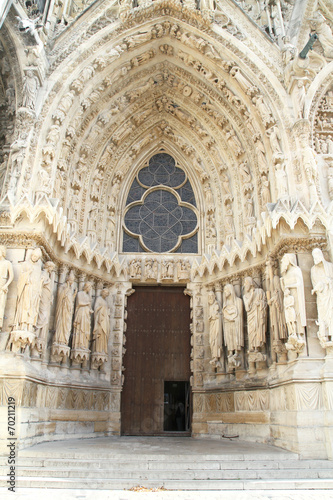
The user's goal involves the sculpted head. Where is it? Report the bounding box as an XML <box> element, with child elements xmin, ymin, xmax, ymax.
<box><xmin>312</xmin><ymin>248</ymin><xmax>325</xmax><ymax>266</ymax></box>
<box><xmin>67</xmin><ymin>271</ymin><xmax>75</xmax><ymax>285</ymax></box>
<box><xmin>101</xmin><ymin>288</ymin><xmax>109</xmax><ymax>299</ymax></box>
<box><xmin>30</xmin><ymin>247</ymin><xmax>42</xmax><ymax>263</ymax></box>
<box><xmin>44</xmin><ymin>261</ymin><xmax>55</xmax><ymax>273</ymax></box>
<box><xmin>224</xmin><ymin>283</ymin><xmax>234</xmax><ymax>299</ymax></box>
<box><xmin>244</xmin><ymin>276</ymin><xmax>254</xmax><ymax>293</ymax></box>
<box><xmin>208</xmin><ymin>291</ymin><xmax>215</xmax><ymax>305</ymax></box>
<box><xmin>84</xmin><ymin>281</ymin><xmax>92</xmax><ymax>293</ymax></box>
<box><xmin>281</xmin><ymin>253</ymin><xmax>297</xmax><ymax>274</ymax></box>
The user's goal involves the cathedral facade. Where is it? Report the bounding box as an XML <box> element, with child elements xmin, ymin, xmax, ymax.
<box><xmin>0</xmin><ymin>0</ymin><xmax>333</xmax><ymax>459</ymax></box>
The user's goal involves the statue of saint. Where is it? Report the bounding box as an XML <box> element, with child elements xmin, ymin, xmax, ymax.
<box><xmin>222</xmin><ymin>284</ymin><xmax>243</xmax><ymax>362</ymax></box>
<box><xmin>208</xmin><ymin>290</ymin><xmax>222</xmax><ymax>366</ymax></box>
<box><xmin>0</xmin><ymin>246</ymin><xmax>13</xmax><ymax>330</ymax></box>
<box><xmin>92</xmin><ymin>289</ymin><xmax>111</xmax><ymax>354</ymax></box>
<box><xmin>54</xmin><ymin>271</ymin><xmax>77</xmax><ymax>345</ymax></box>
<box><xmin>13</xmin><ymin>248</ymin><xmax>43</xmax><ymax>332</ymax></box>
<box><xmin>243</xmin><ymin>277</ymin><xmax>267</xmax><ymax>351</ymax></box>
<box><xmin>280</xmin><ymin>253</ymin><xmax>306</xmax><ymax>337</ymax></box>
<box><xmin>35</xmin><ymin>261</ymin><xmax>56</xmax><ymax>341</ymax></box>
<box><xmin>311</xmin><ymin>248</ymin><xmax>333</xmax><ymax>342</ymax></box>
<box><xmin>72</xmin><ymin>282</ymin><xmax>93</xmax><ymax>350</ymax></box>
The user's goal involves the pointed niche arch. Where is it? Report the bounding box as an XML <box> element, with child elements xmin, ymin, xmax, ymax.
<box><xmin>122</xmin><ymin>151</ymin><xmax>199</xmax><ymax>254</ymax></box>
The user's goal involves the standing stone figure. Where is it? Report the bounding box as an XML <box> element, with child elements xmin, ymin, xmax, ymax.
<box><xmin>22</xmin><ymin>70</ymin><xmax>39</xmax><ymax>111</ymax></box>
<box><xmin>54</xmin><ymin>271</ymin><xmax>77</xmax><ymax>345</ymax></box>
<box><xmin>0</xmin><ymin>246</ymin><xmax>13</xmax><ymax>330</ymax></box>
<box><xmin>243</xmin><ymin>277</ymin><xmax>267</xmax><ymax>352</ymax></box>
<box><xmin>283</xmin><ymin>288</ymin><xmax>297</xmax><ymax>336</ymax></box>
<box><xmin>35</xmin><ymin>261</ymin><xmax>56</xmax><ymax>342</ymax></box>
<box><xmin>311</xmin><ymin>248</ymin><xmax>333</xmax><ymax>343</ymax></box>
<box><xmin>72</xmin><ymin>282</ymin><xmax>93</xmax><ymax>350</ymax></box>
<box><xmin>208</xmin><ymin>290</ymin><xmax>222</xmax><ymax>366</ymax></box>
<box><xmin>222</xmin><ymin>284</ymin><xmax>243</xmax><ymax>368</ymax></box>
<box><xmin>92</xmin><ymin>289</ymin><xmax>111</xmax><ymax>354</ymax></box>
<box><xmin>280</xmin><ymin>253</ymin><xmax>306</xmax><ymax>338</ymax></box>
<box><xmin>13</xmin><ymin>248</ymin><xmax>43</xmax><ymax>333</ymax></box>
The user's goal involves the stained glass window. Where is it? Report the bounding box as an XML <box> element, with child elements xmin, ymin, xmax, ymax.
<box><xmin>123</xmin><ymin>153</ymin><xmax>198</xmax><ymax>253</ymax></box>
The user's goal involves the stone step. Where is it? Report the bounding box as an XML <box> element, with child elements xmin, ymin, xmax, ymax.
<box><xmin>1</xmin><ymin>476</ymin><xmax>333</xmax><ymax>490</ymax></box>
<box><xmin>8</xmin><ymin>456</ymin><xmax>333</xmax><ymax>471</ymax></box>
<box><xmin>3</xmin><ymin>466</ymin><xmax>333</xmax><ymax>480</ymax></box>
<box><xmin>8</xmin><ymin>458</ymin><xmax>333</xmax><ymax>471</ymax></box>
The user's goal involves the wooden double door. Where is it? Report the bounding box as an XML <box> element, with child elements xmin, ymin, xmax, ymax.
<box><xmin>121</xmin><ymin>286</ymin><xmax>191</xmax><ymax>436</ymax></box>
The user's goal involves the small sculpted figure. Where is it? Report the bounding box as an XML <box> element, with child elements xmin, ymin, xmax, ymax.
<box><xmin>283</xmin><ymin>287</ymin><xmax>297</xmax><ymax>336</ymax></box>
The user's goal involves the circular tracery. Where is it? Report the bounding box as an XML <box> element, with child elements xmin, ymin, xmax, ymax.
<box><xmin>123</xmin><ymin>153</ymin><xmax>198</xmax><ymax>253</ymax></box>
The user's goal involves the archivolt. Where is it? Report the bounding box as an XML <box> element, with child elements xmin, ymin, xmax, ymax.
<box><xmin>32</xmin><ymin>11</ymin><xmax>294</xmax><ymax>253</ymax></box>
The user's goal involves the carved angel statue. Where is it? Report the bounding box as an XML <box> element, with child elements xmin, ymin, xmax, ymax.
<box><xmin>311</xmin><ymin>248</ymin><xmax>333</xmax><ymax>343</ymax></box>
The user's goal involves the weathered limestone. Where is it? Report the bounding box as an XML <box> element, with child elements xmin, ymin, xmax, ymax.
<box><xmin>0</xmin><ymin>0</ymin><xmax>333</xmax><ymax>460</ymax></box>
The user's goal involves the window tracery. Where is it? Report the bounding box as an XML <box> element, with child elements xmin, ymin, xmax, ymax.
<box><xmin>123</xmin><ymin>153</ymin><xmax>198</xmax><ymax>253</ymax></box>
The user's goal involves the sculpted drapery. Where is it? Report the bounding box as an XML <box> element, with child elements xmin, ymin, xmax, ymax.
<box><xmin>92</xmin><ymin>289</ymin><xmax>111</xmax><ymax>354</ymax></box>
<box><xmin>311</xmin><ymin>248</ymin><xmax>333</xmax><ymax>340</ymax></box>
<box><xmin>72</xmin><ymin>282</ymin><xmax>93</xmax><ymax>350</ymax></box>
<box><xmin>13</xmin><ymin>248</ymin><xmax>43</xmax><ymax>332</ymax></box>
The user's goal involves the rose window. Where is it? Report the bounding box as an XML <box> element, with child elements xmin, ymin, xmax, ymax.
<box><xmin>123</xmin><ymin>153</ymin><xmax>198</xmax><ymax>253</ymax></box>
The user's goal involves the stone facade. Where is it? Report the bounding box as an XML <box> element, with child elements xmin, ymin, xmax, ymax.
<box><xmin>0</xmin><ymin>0</ymin><xmax>333</xmax><ymax>459</ymax></box>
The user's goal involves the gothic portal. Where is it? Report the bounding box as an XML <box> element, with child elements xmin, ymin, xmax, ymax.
<box><xmin>0</xmin><ymin>0</ymin><xmax>333</xmax><ymax>459</ymax></box>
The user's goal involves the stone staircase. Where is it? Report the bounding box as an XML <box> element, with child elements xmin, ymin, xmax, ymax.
<box><xmin>1</xmin><ymin>437</ymin><xmax>333</xmax><ymax>490</ymax></box>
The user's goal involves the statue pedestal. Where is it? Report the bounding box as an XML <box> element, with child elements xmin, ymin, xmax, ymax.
<box><xmin>51</xmin><ymin>343</ymin><xmax>70</xmax><ymax>364</ymax></box>
<box><xmin>8</xmin><ymin>330</ymin><xmax>35</xmax><ymax>353</ymax></box>
<box><xmin>91</xmin><ymin>352</ymin><xmax>108</xmax><ymax>370</ymax></box>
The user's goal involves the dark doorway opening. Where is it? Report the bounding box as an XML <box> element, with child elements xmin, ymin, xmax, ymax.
<box><xmin>121</xmin><ymin>286</ymin><xmax>191</xmax><ymax>436</ymax></box>
<box><xmin>164</xmin><ymin>381</ymin><xmax>191</xmax><ymax>433</ymax></box>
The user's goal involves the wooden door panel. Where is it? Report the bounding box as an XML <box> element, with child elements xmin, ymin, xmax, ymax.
<box><xmin>121</xmin><ymin>286</ymin><xmax>191</xmax><ymax>435</ymax></box>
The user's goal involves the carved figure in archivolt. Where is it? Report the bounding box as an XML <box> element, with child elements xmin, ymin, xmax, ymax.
<box><xmin>72</xmin><ymin>282</ymin><xmax>93</xmax><ymax>350</ymax></box>
<box><xmin>0</xmin><ymin>246</ymin><xmax>13</xmax><ymax>330</ymax></box>
<box><xmin>280</xmin><ymin>253</ymin><xmax>306</xmax><ymax>339</ymax></box>
<box><xmin>22</xmin><ymin>70</ymin><xmax>39</xmax><ymax>111</ymax></box>
<box><xmin>35</xmin><ymin>261</ymin><xmax>56</xmax><ymax>341</ymax></box>
<box><xmin>208</xmin><ymin>290</ymin><xmax>222</xmax><ymax>366</ymax></box>
<box><xmin>54</xmin><ymin>271</ymin><xmax>77</xmax><ymax>345</ymax></box>
<box><xmin>92</xmin><ymin>289</ymin><xmax>111</xmax><ymax>355</ymax></box>
<box><xmin>311</xmin><ymin>248</ymin><xmax>333</xmax><ymax>343</ymax></box>
<box><xmin>243</xmin><ymin>277</ymin><xmax>267</xmax><ymax>352</ymax></box>
<box><xmin>13</xmin><ymin>248</ymin><xmax>43</xmax><ymax>333</ymax></box>
<box><xmin>222</xmin><ymin>284</ymin><xmax>243</xmax><ymax>368</ymax></box>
